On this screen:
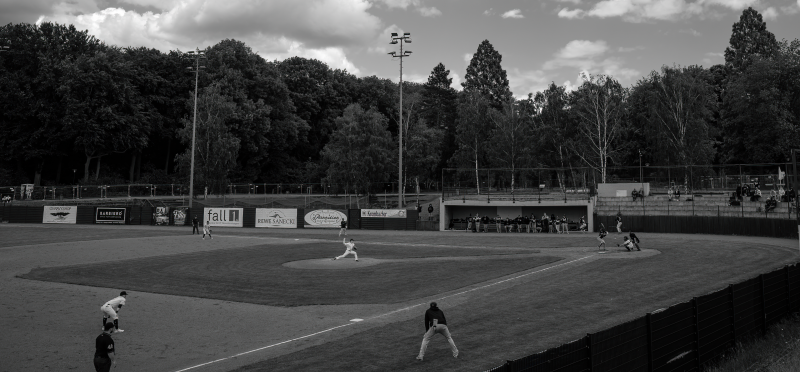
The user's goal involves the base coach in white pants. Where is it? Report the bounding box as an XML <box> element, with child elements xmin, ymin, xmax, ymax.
<box><xmin>416</xmin><ymin>302</ymin><xmax>458</xmax><ymax>361</ymax></box>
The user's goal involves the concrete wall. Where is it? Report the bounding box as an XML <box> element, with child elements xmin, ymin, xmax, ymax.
<box><xmin>598</xmin><ymin>183</ymin><xmax>650</xmax><ymax>197</ymax></box>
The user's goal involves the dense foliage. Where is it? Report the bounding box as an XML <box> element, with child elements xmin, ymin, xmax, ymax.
<box><xmin>0</xmin><ymin>7</ymin><xmax>798</xmax><ymax>194</ymax></box>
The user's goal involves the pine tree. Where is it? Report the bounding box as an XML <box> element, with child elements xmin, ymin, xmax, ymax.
<box><xmin>462</xmin><ymin>40</ymin><xmax>512</xmax><ymax>110</ymax></box>
<box><xmin>724</xmin><ymin>7</ymin><xmax>778</xmax><ymax>73</ymax></box>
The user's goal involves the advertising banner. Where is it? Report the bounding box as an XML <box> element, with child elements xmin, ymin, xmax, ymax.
<box><xmin>204</xmin><ymin>208</ymin><xmax>243</xmax><ymax>227</ymax></box>
<box><xmin>153</xmin><ymin>207</ymin><xmax>170</xmax><ymax>226</ymax></box>
<box><xmin>96</xmin><ymin>207</ymin><xmax>126</xmax><ymax>224</ymax></box>
<box><xmin>304</xmin><ymin>209</ymin><xmax>347</xmax><ymax>228</ymax></box>
<box><xmin>172</xmin><ymin>208</ymin><xmax>187</xmax><ymax>226</ymax></box>
<box><xmin>42</xmin><ymin>206</ymin><xmax>77</xmax><ymax>224</ymax></box>
<box><xmin>360</xmin><ymin>209</ymin><xmax>407</xmax><ymax>218</ymax></box>
<box><xmin>256</xmin><ymin>208</ymin><xmax>298</xmax><ymax>228</ymax></box>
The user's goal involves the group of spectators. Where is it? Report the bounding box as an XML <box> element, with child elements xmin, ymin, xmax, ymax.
<box><xmin>728</xmin><ymin>184</ymin><xmax>796</xmax><ymax>208</ymax></box>
<box><xmin>450</xmin><ymin>214</ymin><xmax>588</xmax><ymax>233</ymax></box>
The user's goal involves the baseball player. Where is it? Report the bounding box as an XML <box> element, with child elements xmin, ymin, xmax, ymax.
<box><xmin>332</xmin><ymin>238</ymin><xmax>358</xmax><ymax>261</ymax></box>
<box><xmin>339</xmin><ymin>218</ymin><xmax>347</xmax><ymax>237</ymax></box>
<box><xmin>617</xmin><ymin>236</ymin><xmax>636</xmax><ymax>251</ymax></box>
<box><xmin>202</xmin><ymin>223</ymin><xmax>212</xmax><ymax>240</ymax></box>
<box><xmin>615</xmin><ymin>215</ymin><xmax>622</xmax><ymax>233</ymax></box>
<box><xmin>416</xmin><ymin>302</ymin><xmax>458</xmax><ymax>361</ymax></box>
<box><xmin>101</xmin><ymin>291</ymin><xmax>127</xmax><ymax>333</ymax></box>
<box><xmin>629</xmin><ymin>232</ymin><xmax>641</xmax><ymax>250</ymax></box>
<box><xmin>597</xmin><ymin>225</ymin><xmax>608</xmax><ymax>253</ymax></box>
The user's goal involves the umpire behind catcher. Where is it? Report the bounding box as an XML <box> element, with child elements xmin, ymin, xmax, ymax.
<box><xmin>94</xmin><ymin>322</ymin><xmax>116</xmax><ymax>372</ymax></box>
<box><xmin>416</xmin><ymin>302</ymin><xmax>459</xmax><ymax>361</ymax></box>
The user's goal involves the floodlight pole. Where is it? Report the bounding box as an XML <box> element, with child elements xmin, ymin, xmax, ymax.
<box><xmin>389</xmin><ymin>32</ymin><xmax>412</xmax><ymax>209</ymax></box>
<box><xmin>793</xmin><ymin>149</ymin><xmax>799</xmax><ymax>253</ymax></box>
<box><xmin>184</xmin><ymin>48</ymin><xmax>206</xmax><ymax>209</ymax></box>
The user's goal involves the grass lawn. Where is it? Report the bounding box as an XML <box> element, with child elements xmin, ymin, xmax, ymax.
<box><xmin>20</xmin><ymin>241</ymin><xmax>561</xmax><ymax>306</ymax></box>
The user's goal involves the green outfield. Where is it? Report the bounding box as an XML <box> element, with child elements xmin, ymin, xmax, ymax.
<box><xmin>1</xmin><ymin>224</ymin><xmax>798</xmax><ymax>372</ymax></box>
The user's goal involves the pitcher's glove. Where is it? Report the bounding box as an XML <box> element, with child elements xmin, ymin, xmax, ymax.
<box><xmin>352</xmin><ymin>247</ymin><xmax>357</xmax><ymax>251</ymax></box>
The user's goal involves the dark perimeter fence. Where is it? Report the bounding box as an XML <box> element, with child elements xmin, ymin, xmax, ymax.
<box><xmin>484</xmin><ymin>263</ymin><xmax>800</xmax><ymax>372</ymax></box>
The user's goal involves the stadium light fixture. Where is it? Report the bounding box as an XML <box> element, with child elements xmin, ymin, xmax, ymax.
<box><xmin>183</xmin><ymin>48</ymin><xmax>207</xmax><ymax>209</ymax></box>
<box><xmin>389</xmin><ymin>31</ymin><xmax>412</xmax><ymax>209</ymax></box>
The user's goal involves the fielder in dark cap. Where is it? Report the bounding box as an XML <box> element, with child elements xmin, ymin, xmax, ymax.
<box><xmin>416</xmin><ymin>302</ymin><xmax>458</xmax><ymax>361</ymax></box>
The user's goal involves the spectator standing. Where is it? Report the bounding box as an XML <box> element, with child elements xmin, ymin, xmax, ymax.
<box><xmin>94</xmin><ymin>322</ymin><xmax>116</xmax><ymax>372</ymax></box>
<box><xmin>416</xmin><ymin>302</ymin><xmax>458</xmax><ymax>361</ymax></box>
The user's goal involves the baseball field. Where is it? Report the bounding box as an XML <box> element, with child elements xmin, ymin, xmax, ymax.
<box><xmin>1</xmin><ymin>224</ymin><xmax>798</xmax><ymax>372</ymax></box>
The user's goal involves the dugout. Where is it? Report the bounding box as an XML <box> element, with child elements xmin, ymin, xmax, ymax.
<box><xmin>439</xmin><ymin>198</ymin><xmax>594</xmax><ymax>232</ymax></box>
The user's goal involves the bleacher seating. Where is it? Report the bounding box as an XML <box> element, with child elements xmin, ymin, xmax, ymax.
<box><xmin>595</xmin><ymin>193</ymin><xmax>795</xmax><ymax>219</ymax></box>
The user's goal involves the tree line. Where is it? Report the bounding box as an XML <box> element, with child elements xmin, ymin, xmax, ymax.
<box><xmin>0</xmin><ymin>7</ymin><xmax>797</xmax><ymax>196</ymax></box>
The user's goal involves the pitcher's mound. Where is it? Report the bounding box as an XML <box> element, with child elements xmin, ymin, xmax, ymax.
<box><xmin>284</xmin><ymin>258</ymin><xmax>384</xmax><ymax>270</ymax></box>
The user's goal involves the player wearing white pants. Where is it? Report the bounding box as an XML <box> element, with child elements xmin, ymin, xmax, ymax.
<box><xmin>333</xmin><ymin>238</ymin><xmax>358</xmax><ymax>261</ymax></box>
<box><xmin>202</xmin><ymin>224</ymin><xmax>212</xmax><ymax>239</ymax></box>
<box><xmin>101</xmin><ymin>291</ymin><xmax>127</xmax><ymax>333</ymax></box>
<box><xmin>615</xmin><ymin>215</ymin><xmax>622</xmax><ymax>233</ymax></box>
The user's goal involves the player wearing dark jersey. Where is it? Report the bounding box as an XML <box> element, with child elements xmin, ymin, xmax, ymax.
<box><xmin>94</xmin><ymin>322</ymin><xmax>116</xmax><ymax>372</ymax></box>
<box><xmin>597</xmin><ymin>226</ymin><xmax>608</xmax><ymax>253</ymax></box>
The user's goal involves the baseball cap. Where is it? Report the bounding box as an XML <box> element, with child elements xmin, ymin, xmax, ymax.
<box><xmin>120</xmin><ymin>291</ymin><xmax>128</xmax><ymax>296</ymax></box>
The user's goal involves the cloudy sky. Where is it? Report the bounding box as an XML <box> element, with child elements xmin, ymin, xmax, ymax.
<box><xmin>1</xmin><ymin>0</ymin><xmax>799</xmax><ymax>97</ymax></box>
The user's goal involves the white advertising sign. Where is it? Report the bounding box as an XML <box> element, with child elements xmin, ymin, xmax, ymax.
<box><xmin>304</xmin><ymin>209</ymin><xmax>347</xmax><ymax>228</ymax></box>
<box><xmin>204</xmin><ymin>208</ymin><xmax>244</xmax><ymax>227</ymax></box>
<box><xmin>42</xmin><ymin>206</ymin><xmax>77</xmax><ymax>224</ymax></box>
<box><xmin>256</xmin><ymin>209</ymin><xmax>298</xmax><ymax>228</ymax></box>
<box><xmin>360</xmin><ymin>209</ymin><xmax>407</xmax><ymax>219</ymax></box>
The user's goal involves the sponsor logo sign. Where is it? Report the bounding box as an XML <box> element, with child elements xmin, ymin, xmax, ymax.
<box><xmin>96</xmin><ymin>207</ymin><xmax>126</xmax><ymax>224</ymax></box>
<box><xmin>43</xmin><ymin>206</ymin><xmax>77</xmax><ymax>224</ymax></box>
<box><xmin>204</xmin><ymin>208</ymin><xmax>243</xmax><ymax>227</ymax></box>
<box><xmin>304</xmin><ymin>209</ymin><xmax>347</xmax><ymax>228</ymax></box>
<box><xmin>256</xmin><ymin>209</ymin><xmax>297</xmax><ymax>228</ymax></box>
<box><xmin>172</xmin><ymin>208</ymin><xmax>187</xmax><ymax>226</ymax></box>
<box><xmin>153</xmin><ymin>207</ymin><xmax>170</xmax><ymax>226</ymax></box>
<box><xmin>360</xmin><ymin>209</ymin><xmax>407</xmax><ymax>219</ymax></box>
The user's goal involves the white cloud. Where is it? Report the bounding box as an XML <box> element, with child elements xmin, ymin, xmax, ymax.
<box><xmin>761</xmin><ymin>6</ymin><xmax>778</xmax><ymax>20</ymax></box>
<box><xmin>507</xmin><ymin>68</ymin><xmax>548</xmax><ymax>98</ymax></box>
<box><xmin>463</xmin><ymin>53</ymin><xmax>473</xmax><ymax>65</ymax></box>
<box><xmin>451</xmin><ymin>73</ymin><xmax>463</xmax><ymax>90</ymax></box>
<box><xmin>36</xmin><ymin>0</ymin><xmax>382</xmax><ymax>74</ymax></box>
<box><xmin>370</xmin><ymin>25</ymin><xmax>404</xmax><ymax>54</ymax></box>
<box><xmin>376</xmin><ymin>0</ymin><xmax>420</xmax><ymax>9</ymax></box>
<box><xmin>483</xmin><ymin>8</ymin><xmax>494</xmax><ymax>16</ymax></box>
<box><xmin>701</xmin><ymin>51</ymin><xmax>724</xmax><ymax>65</ymax></box>
<box><xmin>553</xmin><ymin>40</ymin><xmax>609</xmax><ymax>60</ymax></box>
<box><xmin>555</xmin><ymin>0</ymin><xmax>582</xmax><ymax>4</ymax></box>
<box><xmin>418</xmin><ymin>6</ymin><xmax>441</xmax><ymax>16</ymax></box>
<box><xmin>558</xmin><ymin>8</ymin><xmax>585</xmax><ymax>19</ymax></box>
<box><xmin>118</xmin><ymin>0</ymin><xmax>181</xmax><ymax>11</ymax></box>
<box><xmin>542</xmin><ymin>40</ymin><xmax>639</xmax><ymax>84</ymax></box>
<box><xmin>501</xmin><ymin>9</ymin><xmax>524</xmax><ymax>18</ymax></box>
<box><xmin>562</xmin><ymin>0</ymin><xmax>767</xmax><ymax>22</ymax></box>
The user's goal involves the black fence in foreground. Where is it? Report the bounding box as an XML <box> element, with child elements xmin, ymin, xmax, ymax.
<box><xmin>485</xmin><ymin>263</ymin><xmax>800</xmax><ymax>372</ymax></box>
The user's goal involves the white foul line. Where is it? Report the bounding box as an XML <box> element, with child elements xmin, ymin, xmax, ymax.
<box><xmin>172</xmin><ymin>252</ymin><xmax>596</xmax><ymax>372</ymax></box>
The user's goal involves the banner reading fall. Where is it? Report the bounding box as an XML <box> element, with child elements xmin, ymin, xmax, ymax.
<box><xmin>204</xmin><ymin>208</ymin><xmax>243</xmax><ymax>227</ymax></box>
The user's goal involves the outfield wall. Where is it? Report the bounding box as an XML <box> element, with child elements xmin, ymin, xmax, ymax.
<box><xmin>0</xmin><ymin>205</ymin><xmax>421</xmax><ymax>231</ymax></box>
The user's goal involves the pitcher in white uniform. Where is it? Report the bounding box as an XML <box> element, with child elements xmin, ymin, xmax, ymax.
<box><xmin>332</xmin><ymin>238</ymin><xmax>358</xmax><ymax>262</ymax></box>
